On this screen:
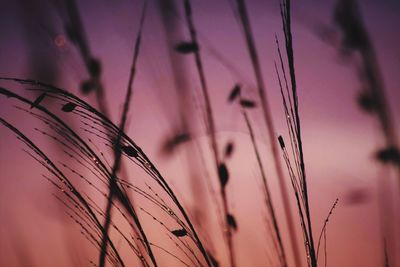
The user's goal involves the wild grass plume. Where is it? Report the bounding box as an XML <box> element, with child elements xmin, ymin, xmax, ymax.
<box><xmin>0</xmin><ymin>0</ymin><xmax>399</xmax><ymax>267</ymax></box>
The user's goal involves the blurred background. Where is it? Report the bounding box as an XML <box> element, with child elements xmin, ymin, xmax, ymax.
<box><xmin>0</xmin><ymin>0</ymin><xmax>399</xmax><ymax>266</ymax></box>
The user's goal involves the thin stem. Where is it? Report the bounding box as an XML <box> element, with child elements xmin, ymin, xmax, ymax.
<box><xmin>234</xmin><ymin>0</ymin><xmax>300</xmax><ymax>266</ymax></box>
<box><xmin>98</xmin><ymin>3</ymin><xmax>156</xmax><ymax>267</ymax></box>
<box><xmin>181</xmin><ymin>1</ymin><xmax>234</xmax><ymax>266</ymax></box>
<box><xmin>243</xmin><ymin>111</ymin><xmax>287</xmax><ymax>267</ymax></box>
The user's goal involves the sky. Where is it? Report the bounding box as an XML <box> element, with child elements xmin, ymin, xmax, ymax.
<box><xmin>0</xmin><ymin>0</ymin><xmax>399</xmax><ymax>267</ymax></box>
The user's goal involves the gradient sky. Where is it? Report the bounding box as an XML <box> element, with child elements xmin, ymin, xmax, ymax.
<box><xmin>1</xmin><ymin>0</ymin><xmax>399</xmax><ymax>267</ymax></box>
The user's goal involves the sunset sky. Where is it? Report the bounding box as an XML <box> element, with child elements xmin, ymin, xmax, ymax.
<box><xmin>1</xmin><ymin>1</ymin><xmax>399</xmax><ymax>266</ymax></box>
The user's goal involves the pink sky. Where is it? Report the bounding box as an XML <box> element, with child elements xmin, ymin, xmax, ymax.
<box><xmin>1</xmin><ymin>0</ymin><xmax>399</xmax><ymax>266</ymax></box>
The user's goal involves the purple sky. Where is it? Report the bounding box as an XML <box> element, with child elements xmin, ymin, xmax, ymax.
<box><xmin>1</xmin><ymin>0</ymin><xmax>399</xmax><ymax>266</ymax></box>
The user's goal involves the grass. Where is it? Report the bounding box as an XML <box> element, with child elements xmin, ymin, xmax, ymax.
<box><xmin>0</xmin><ymin>0</ymin><xmax>398</xmax><ymax>266</ymax></box>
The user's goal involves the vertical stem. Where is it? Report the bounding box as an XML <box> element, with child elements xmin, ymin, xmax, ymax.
<box><xmin>235</xmin><ymin>0</ymin><xmax>301</xmax><ymax>266</ymax></box>
<box><xmin>181</xmin><ymin>1</ymin><xmax>236</xmax><ymax>266</ymax></box>
<box><xmin>243</xmin><ymin>111</ymin><xmax>288</xmax><ymax>267</ymax></box>
<box><xmin>98</xmin><ymin>4</ymin><xmax>157</xmax><ymax>267</ymax></box>
<box><xmin>281</xmin><ymin>1</ymin><xmax>317</xmax><ymax>266</ymax></box>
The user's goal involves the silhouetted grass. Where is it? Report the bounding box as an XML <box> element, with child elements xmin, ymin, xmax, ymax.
<box><xmin>98</xmin><ymin>3</ymin><xmax>152</xmax><ymax>267</ymax></box>
<box><xmin>0</xmin><ymin>78</ymin><xmax>212</xmax><ymax>266</ymax></box>
<box><xmin>333</xmin><ymin>1</ymin><xmax>399</xmax><ymax>265</ymax></box>
<box><xmin>276</xmin><ymin>1</ymin><xmax>317</xmax><ymax>266</ymax></box>
<box><xmin>3</xmin><ymin>1</ymin><xmax>396</xmax><ymax>267</ymax></box>
<box><xmin>233</xmin><ymin>0</ymin><xmax>301</xmax><ymax>265</ymax></box>
<box><xmin>180</xmin><ymin>1</ymin><xmax>236</xmax><ymax>266</ymax></box>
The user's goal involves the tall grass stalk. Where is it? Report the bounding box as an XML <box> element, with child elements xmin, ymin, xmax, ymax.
<box><xmin>97</xmin><ymin>3</ymin><xmax>154</xmax><ymax>267</ymax></box>
<box><xmin>242</xmin><ymin>109</ymin><xmax>287</xmax><ymax>267</ymax></box>
<box><xmin>233</xmin><ymin>0</ymin><xmax>301</xmax><ymax>266</ymax></box>
<box><xmin>334</xmin><ymin>0</ymin><xmax>400</xmax><ymax>187</ymax></box>
<box><xmin>157</xmin><ymin>0</ymin><xmax>211</xmax><ymax>239</ymax></box>
<box><xmin>0</xmin><ymin>88</ymin><xmax>126</xmax><ymax>266</ymax></box>
<box><xmin>60</xmin><ymin>1</ymin><xmax>164</xmax><ymax>265</ymax></box>
<box><xmin>277</xmin><ymin>1</ymin><xmax>318</xmax><ymax>266</ymax></box>
<box><xmin>334</xmin><ymin>1</ymin><xmax>399</xmax><ymax>264</ymax></box>
<box><xmin>181</xmin><ymin>1</ymin><xmax>236</xmax><ymax>266</ymax></box>
<box><xmin>0</xmin><ymin>78</ymin><xmax>212</xmax><ymax>266</ymax></box>
<box><xmin>63</xmin><ymin>0</ymin><xmax>110</xmax><ymax>116</ymax></box>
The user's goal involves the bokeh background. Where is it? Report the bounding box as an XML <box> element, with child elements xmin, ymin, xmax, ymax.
<box><xmin>1</xmin><ymin>0</ymin><xmax>399</xmax><ymax>266</ymax></box>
